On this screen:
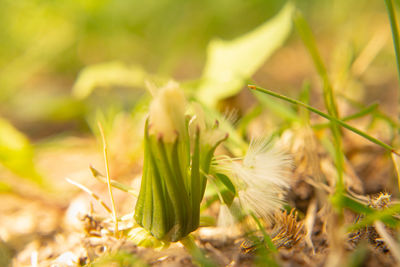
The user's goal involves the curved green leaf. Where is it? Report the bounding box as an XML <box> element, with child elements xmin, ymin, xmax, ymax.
<box><xmin>196</xmin><ymin>3</ymin><xmax>294</xmax><ymax>106</ymax></box>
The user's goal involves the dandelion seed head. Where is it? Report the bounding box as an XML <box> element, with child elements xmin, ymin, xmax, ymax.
<box><xmin>218</xmin><ymin>138</ymin><xmax>292</xmax><ymax>221</ymax></box>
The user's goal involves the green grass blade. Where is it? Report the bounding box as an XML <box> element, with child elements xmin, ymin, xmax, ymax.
<box><xmin>249</xmin><ymin>85</ymin><xmax>398</xmax><ymax>155</ymax></box>
<box><xmin>384</xmin><ymin>0</ymin><xmax>400</xmax><ymax>84</ymax></box>
<box><xmin>313</xmin><ymin>103</ymin><xmax>378</xmax><ymax>130</ymax></box>
<box><xmin>293</xmin><ymin>11</ymin><xmax>338</xmax><ymax>117</ymax></box>
<box><xmin>251</xmin><ymin>213</ymin><xmax>277</xmax><ymax>253</ymax></box>
<box><xmin>190</xmin><ymin>129</ymin><xmax>201</xmax><ymax>232</ymax></box>
<box><xmin>90</xmin><ymin>166</ymin><xmax>138</xmax><ymax>197</ymax></box>
<box><xmin>294</xmin><ymin>11</ymin><xmax>344</xmax><ymax>189</ymax></box>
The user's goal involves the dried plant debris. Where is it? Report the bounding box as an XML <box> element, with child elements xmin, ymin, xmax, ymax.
<box><xmin>240</xmin><ymin>209</ymin><xmax>303</xmax><ymax>253</ymax></box>
<box><xmin>348</xmin><ymin>193</ymin><xmax>397</xmax><ymax>253</ymax></box>
<box><xmin>271</xmin><ymin>209</ymin><xmax>304</xmax><ymax>249</ymax></box>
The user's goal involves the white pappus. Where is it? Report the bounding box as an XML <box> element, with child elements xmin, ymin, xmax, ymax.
<box><xmin>217</xmin><ymin>138</ymin><xmax>293</xmax><ymax>222</ymax></box>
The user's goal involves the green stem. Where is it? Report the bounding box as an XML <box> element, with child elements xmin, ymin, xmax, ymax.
<box><xmin>180</xmin><ymin>235</ymin><xmax>216</xmax><ymax>267</ymax></box>
<box><xmin>313</xmin><ymin>103</ymin><xmax>378</xmax><ymax>130</ymax></box>
<box><xmin>250</xmin><ymin>213</ymin><xmax>277</xmax><ymax>252</ymax></box>
<box><xmin>294</xmin><ymin>11</ymin><xmax>344</xmax><ymax>189</ymax></box>
<box><xmin>249</xmin><ymin>85</ymin><xmax>399</xmax><ymax>156</ymax></box>
<box><xmin>385</xmin><ymin>0</ymin><xmax>400</xmax><ymax>84</ymax></box>
<box><xmin>384</xmin><ymin>0</ymin><xmax>400</xmax><ymax>137</ymax></box>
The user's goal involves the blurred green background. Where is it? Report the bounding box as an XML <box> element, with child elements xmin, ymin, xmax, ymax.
<box><xmin>2</xmin><ymin>1</ymin><xmax>400</xmax><ymax>265</ymax></box>
<box><xmin>0</xmin><ymin>0</ymin><xmax>395</xmax><ymax>133</ymax></box>
<box><xmin>0</xmin><ymin>0</ymin><xmax>398</xmax><ymax>190</ymax></box>
<box><xmin>0</xmin><ymin>0</ymin><xmax>289</xmax><ymax>137</ymax></box>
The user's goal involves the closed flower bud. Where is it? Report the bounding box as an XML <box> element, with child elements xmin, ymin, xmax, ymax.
<box><xmin>134</xmin><ymin>82</ymin><xmax>227</xmax><ymax>242</ymax></box>
<box><xmin>148</xmin><ymin>81</ymin><xmax>186</xmax><ymax>143</ymax></box>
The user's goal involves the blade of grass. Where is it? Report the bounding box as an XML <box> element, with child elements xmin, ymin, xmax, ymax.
<box><xmin>294</xmin><ymin>11</ymin><xmax>344</xmax><ymax>191</ymax></box>
<box><xmin>384</xmin><ymin>0</ymin><xmax>400</xmax><ymax>84</ymax></box>
<box><xmin>313</xmin><ymin>103</ymin><xmax>379</xmax><ymax>130</ymax></box>
<box><xmin>339</xmin><ymin>93</ymin><xmax>400</xmax><ymax>129</ymax></box>
<box><xmin>299</xmin><ymin>81</ymin><xmax>311</xmax><ymax>123</ymax></box>
<box><xmin>392</xmin><ymin>153</ymin><xmax>400</xmax><ymax>192</ymax></box>
<box><xmin>250</xmin><ymin>213</ymin><xmax>277</xmax><ymax>253</ymax></box>
<box><xmin>250</xmin><ymin>213</ymin><xmax>279</xmax><ymax>267</ymax></box>
<box><xmin>254</xmin><ymin>92</ymin><xmax>299</xmax><ymax>122</ymax></box>
<box><xmin>248</xmin><ymin>85</ymin><xmax>399</xmax><ymax>155</ymax></box>
<box><xmin>98</xmin><ymin>122</ymin><xmax>119</xmax><ymax>237</ymax></box>
<box><xmin>293</xmin><ymin>12</ymin><xmax>338</xmax><ymax>116</ymax></box>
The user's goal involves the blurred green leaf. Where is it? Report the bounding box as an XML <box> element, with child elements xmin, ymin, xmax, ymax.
<box><xmin>72</xmin><ymin>61</ymin><xmax>147</xmax><ymax>99</ymax></box>
<box><xmin>196</xmin><ymin>2</ymin><xmax>294</xmax><ymax>106</ymax></box>
<box><xmin>0</xmin><ymin>117</ymin><xmax>44</xmax><ymax>185</ymax></box>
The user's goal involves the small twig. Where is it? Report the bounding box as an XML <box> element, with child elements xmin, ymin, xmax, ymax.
<box><xmin>98</xmin><ymin>122</ymin><xmax>119</xmax><ymax>237</ymax></box>
<box><xmin>374</xmin><ymin>221</ymin><xmax>400</xmax><ymax>264</ymax></box>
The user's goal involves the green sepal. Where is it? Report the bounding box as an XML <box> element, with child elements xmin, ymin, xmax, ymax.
<box><xmin>189</xmin><ymin>128</ymin><xmax>201</xmax><ymax>232</ymax></box>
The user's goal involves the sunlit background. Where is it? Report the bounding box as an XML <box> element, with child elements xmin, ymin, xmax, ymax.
<box><xmin>0</xmin><ymin>0</ymin><xmax>397</xmax><ymax>137</ymax></box>
<box><xmin>1</xmin><ymin>0</ymin><xmax>400</xmax><ymax>265</ymax></box>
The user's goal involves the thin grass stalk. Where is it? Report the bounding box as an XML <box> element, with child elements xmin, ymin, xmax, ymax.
<box><xmin>293</xmin><ymin>11</ymin><xmax>344</xmax><ymax>191</ymax></box>
<box><xmin>89</xmin><ymin>166</ymin><xmax>138</xmax><ymax>197</ymax></box>
<box><xmin>66</xmin><ymin>178</ymin><xmax>112</xmax><ymax>214</ymax></box>
<box><xmin>248</xmin><ymin>85</ymin><xmax>399</xmax><ymax>155</ymax></box>
<box><xmin>313</xmin><ymin>103</ymin><xmax>378</xmax><ymax>130</ymax></box>
<box><xmin>384</xmin><ymin>0</ymin><xmax>400</xmax><ymax>192</ymax></box>
<box><xmin>384</xmin><ymin>0</ymin><xmax>400</xmax><ymax>85</ymax></box>
<box><xmin>98</xmin><ymin>122</ymin><xmax>119</xmax><ymax>237</ymax></box>
<box><xmin>251</xmin><ymin>213</ymin><xmax>277</xmax><ymax>253</ymax></box>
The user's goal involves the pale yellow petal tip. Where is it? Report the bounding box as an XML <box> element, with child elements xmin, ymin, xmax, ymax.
<box><xmin>148</xmin><ymin>81</ymin><xmax>187</xmax><ymax>142</ymax></box>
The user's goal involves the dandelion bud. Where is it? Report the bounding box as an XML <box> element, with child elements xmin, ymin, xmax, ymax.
<box><xmin>134</xmin><ymin>82</ymin><xmax>227</xmax><ymax>242</ymax></box>
<box><xmin>148</xmin><ymin>81</ymin><xmax>186</xmax><ymax>143</ymax></box>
